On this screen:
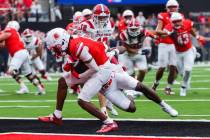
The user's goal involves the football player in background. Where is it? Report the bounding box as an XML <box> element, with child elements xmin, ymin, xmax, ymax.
<box><xmin>22</xmin><ymin>28</ymin><xmax>51</xmax><ymax>81</ymax></box>
<box><xmin>0</xmin><ymin>21</ymin><xmax>45</xmax><ymax>95</ymax></box>
<box><xmin>158</xmin><ymin>12</ymin><xmax>206</xmax><ymax>96</ymax></box>
<box><xmin>80</xmin><ymin>4</ymin><xmax>118</xmax><ymax>116</ymax></box>
<box><xmin>152</xmin><ymin>0</ymin><xmax>180</xmax><ymax>94</ymax></box>
<box><xmin>118</xmin><ymin>9</ymin><xmax>134</xmax><ymax>33</ymax></box>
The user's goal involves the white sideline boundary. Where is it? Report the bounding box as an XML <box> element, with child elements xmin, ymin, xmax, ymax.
<box><xmin>1</xmin><ymin>99</ymin><xmax>210</xmax><ymax>103</ymax></box>
<box><xmin>0</xmin><ymin>132</ymin><xmax>210</xmax><ymax>139</ymax></box>
<box><xmin>0</xmin><ymin>117</ymin><xmax>210</xmax><ymax>122</ymax></box>
<box><xmin>0</xmin><ymin>106</ymin><xmax>50</xmax><ymax>108</ymax></box>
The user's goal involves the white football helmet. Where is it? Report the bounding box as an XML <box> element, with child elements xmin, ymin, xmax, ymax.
<box><xmin>127</xmin><ymin>18</ymin><xmax>142</xmax><ymax>37</ymax></box>
<box><xmin>22</xmin><ymin>28</ymin><xmax>34</xmax><ymax>43</ymax></box>
<box><xmin>73</xmin><ymin>11</ymin><xmax>82</xmax><ymax>21</ymax></box>
<box><xmin>6</xmin><ymin>21</ymin><xmax>20</xmax><ymax>31</ymax></box>
<box><xmin>166</xmin><ymin>0</ymin><xmax>179</xmax><ymax>13</ymax></box>
<box><xmin>82</xmin><ymin>9</ymin><xmax>92</xmax><ymax>18</ymax></box>
<box><xmin>122</xmin><ymin>10</ymin><xmax>134</xmax><ymax>24</ymax></box>
<box><xmin>93</xmin><ymin>4</ymin><xmax>110</xmax><ymax>27</ymax></box>
<box><xmin>45</xmin><ymin>28</ymin><xmax>70</xmax><ymax>58</ymax></box>
<box><xmin>170</xmin><ymin>12</ymin><xmax>183</xmax><ymax>29</ymax></box>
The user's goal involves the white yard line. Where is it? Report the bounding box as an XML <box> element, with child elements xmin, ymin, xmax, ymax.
<box><xmin>0</xmin><ymin>117</ymin><xmax>210</xmax><ymax>122</ymax></box>
<box><xmin>1</xmin><ymin>99</ymin><xmax>210</xmax><ymax>103</ymax></box>
<box><xmin>179</xmin><ymin>115</ymin><xmax>210</xmax><ymax>117</ymax></box>
<box><xmin>0</xmin><ymin>105</ymin><xmax>50</xmax><ymax>108</ymax></box>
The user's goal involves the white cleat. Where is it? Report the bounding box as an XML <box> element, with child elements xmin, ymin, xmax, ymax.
<box><xmin>110</xmin><ymin>108</ymin><xmax>118</xmax><ymax>116</ymax></box>
<box><xmin>16</xmin><ymin>87</ymin><xmax>29</xmax><ymax>94</ymax></box>
<box><xmin>180</xmin><ymin>87</ymin><xmax>187</xmax><ymax>96</ymax></box>
<box><xmin>126</xmin><ymin>90</ymin><xmax>143</xmax><ymax>99</ymax></box>
<box><xmin>106</xmin><ymin>101</ymin><xmax>119</xmax><ymax>116</ymax></box>
<box><xmin>161</xmin><ymin>101</ymin><xmax>178</xmax><ymax>117</ymax></box>
<box><xmin>35</xmin><ymin>85</ymin><xmax>46</xmax><ymax>95</ymax></box>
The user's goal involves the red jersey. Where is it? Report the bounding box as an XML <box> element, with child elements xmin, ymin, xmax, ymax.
<box><xmin>118</xmin><ymin>19</ymin><xmax>127</xmax><ymax>33</ymax></box>
<box><xmin>164</xmin><ymin>19</ymin><xmax>193</xmax><ymax>52</ymax></box>
<box><xmin>157</xmin><ymin>12</ymin><xmax>174</xmax><ymax>44</ymax></box>
<box><xmin>68</xmin><ymin>37</ymin><xmax>109</xmax><ymax>66</ymax></box>
<box><xmin>66</xmin><ymin>22</ymin><xmax>75</xmax><ymax>35</ymax></box>
<box><xmin>4</xmin><ymin>27</ymin><xmax>24</xmax><ymax>56</ymax></box>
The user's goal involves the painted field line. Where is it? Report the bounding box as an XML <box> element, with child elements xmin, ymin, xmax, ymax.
<box><xmin>1</xmin><ymin>132</ymin><xmax>210</xmax><ymax>140</ymax></box>
<box><xmin>0</xmin><ymin>94</ymin><xmax>11</xmax><ymax>96</ymax></box>
<box><xmin>1</xmin><ymin>99</ymin><xmax>210</xmax><ymax>103</ymax></box>
<box><xmin>0</xmin><ymin>132</ymin><xmax>210</xmax><ymax>140</ymax></box>
<box><xmin>0</xmin><ymin>106</ymin><xmax>50</xmax><ymax>108</ymax></box>
<box><xmin>179</xmin><ymin>115</ymin><xmax>210</xmax><ymax>117</ymax></box>
<box><xmin>0</xmin><ymin>89</ymin><xmax>3</xmax><ymax>92</ymax></box>
<box><xmin>0</xmin><ymin>117</ymin><xmax>210</xmax><ymax>123</ymax></box>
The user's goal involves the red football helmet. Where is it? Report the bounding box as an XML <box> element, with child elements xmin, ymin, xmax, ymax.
<box><xmin>22</xmin><ymin>28</ymin><xmax>34</xmax><ymax>43</ymax></box>
<box><xmin>127</xmin><ymin>18</ymin><xmax>143</xmax><ymax>37</ymax></box>
<box><xmin>93</xmin><ymin>4</ymin><xmax>110</xmax><ymax>27</ymax></box>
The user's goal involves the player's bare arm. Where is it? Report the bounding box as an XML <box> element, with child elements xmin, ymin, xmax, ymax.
<box><xmin>0</xmin><ymin>31</ymin><xmax>11</xmax><ymax>42</ymax></box>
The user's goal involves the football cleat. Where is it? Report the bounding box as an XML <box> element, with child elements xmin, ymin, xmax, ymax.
<box><xmin>38</xmin><ymin>114</ymin><xmax>63</xmax><ymax>125</ymax></box>
<box><xmin>41</xmin><ymin>75</ymin><xmax>52</xmax><ymax>81</ymax></box>
<box><xmin>96</xmin><ymin>121</ymin><xmax>118</xmax><ymax>133</ymax></box>
<box><xmin>162</xmin><ymin>103</ymin><xmax>178</xmax><ymax>117</ymax></box>
<box><xmin>180</xmin><ymin>87</ymin><xmax>187</xmax><ymax>96</ymax></box>
<box><xmin>35</xmin><ymin>85</ymin><xmax>46</xmax><ymax>95</ymax></box>
<box><xmin>164</xmin><ymin>87</ymin><xmax>175</xmax><ymax>95</ymax></box>
<box><xmin>16</xmin><ymin>87</ymin><xmax>29</xmax><ymax>94</ymax></box>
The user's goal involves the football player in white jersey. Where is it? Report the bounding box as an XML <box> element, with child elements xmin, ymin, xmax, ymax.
<box><xmin>80</xmin><ymin>4</ymin><xmax>115</xmax><ymax>43</ymax></box>
<box><xmin>21</xmin><ymin>28</ymin><xmax>51</xmax><ymax>81</ymax></box>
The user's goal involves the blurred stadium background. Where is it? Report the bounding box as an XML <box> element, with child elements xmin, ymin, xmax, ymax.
<box><xmin>0</xmin><ymin>0</ymin><xmax>210</xmax><ymax>74</ymax></box>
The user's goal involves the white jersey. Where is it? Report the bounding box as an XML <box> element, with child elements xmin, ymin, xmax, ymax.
<box><xmin>23</xmin><ymin>36</ymin><xmax>42</xmax><ymax>55</ymax></box>
<box><xmin>80</xmin><ymin>19</ymin><xmax>115</xmax><ymax>43</ymax></box>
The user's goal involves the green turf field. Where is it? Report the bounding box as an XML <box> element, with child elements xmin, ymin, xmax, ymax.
<box><xmin>0</xmin><ymin>66</ymin><xmax>210</xmax><ymax>120</ymax></box>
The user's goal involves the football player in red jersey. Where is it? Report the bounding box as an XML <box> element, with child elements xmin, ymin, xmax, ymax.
<box><xmin>0</xmin><ymin>21</ymin><xmax>45</xmax><ymax>95</ymax></box>
<box><xmin>39</xmin><ymin>28</ymin><xmax>178</xmax><ymax>133</ymax></box>
<box><xmin>152</xmin><ymin>0</ymin><xmax>180</xmax><ymax>94</ymax></box>
<box><xmin>159</xmin><ymin>12</ymin><xmax>205</xmax><ymax>96</ymax></box>
<box><xmin>66</xmin><ymin>11</ymin><xmax>84</xmax><ymax>35</ymax></box>
<box><xmin>80</xmin><ymin>4</ymin><xmax>118</xmax><ymax>116</ymax></box>
<box><xmin>118</xmin><ymin>9</ymin><xmax>134</xmax><ymax>33</ymax></box>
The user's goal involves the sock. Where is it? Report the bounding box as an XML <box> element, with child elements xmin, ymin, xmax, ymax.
<box><xmin>103</xmin><ymin>118</ymin><xmax>113</xmax><ymax>124</ymax></box>
<box><xmin>183</xmin><ymin>71</ymin><xmax>191</xmax><ymax>88</ymax></box>
<box><xmin>54</xmin><ymin>110</ymin><xmax>62</xmax><ymax>118</ymax></box>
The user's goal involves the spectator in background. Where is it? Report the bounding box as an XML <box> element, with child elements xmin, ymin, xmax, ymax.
<box><xmin>0</xmin><ymin>0</ymin><xmax>11</xmax><ymax>23</ymax></box>
<box><xmin>198</xmin><ymin>13</ymin><xmax>206</xmax><ymax>25</ymax></box>
<box><xmin>146</xmin><ymin>14</ymin><xmax>157</xmax><ymax>28</ymax></box>
<box><xmin>204</xmin><ymin>27</ymin><xmax>210</xmax><ymax>62</ymax></box>
<box><xmin>30</xmin><ymin>0</ymin><xmax>42</xmax><ymax>21</ymax></box>
<box><xmin>136</xmin><ymin>11</ymin><xmax>146</xmax><ymax>26</ymax></box>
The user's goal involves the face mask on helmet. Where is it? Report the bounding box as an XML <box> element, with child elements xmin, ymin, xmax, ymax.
<box><xmin>128</xmin><ymin>27</ymin><xmax>141</xmax><ymax>37</ymax></box>
<box><xmin>24</xmin><ymin>35</ymin><xmax>33</xmax><ymax>43</ymax></box>
<box><xmin>172</xmin><ymin>20</ymin><xmax>183</xmax><ymax>29</ymax></box>
<box><xmin>124</xmin><ymin>15</ymin><xmax>133</xmax><ymax>24</ymax></box>
<box><xmin>49</xmin><ymin>44</ymin><xmax>67</xmax><ymax>58</ymax></box>
<box><xmin>167</xmin><ymin>6</ymin><xmax>178</xmax><ymax>13</ymax></box>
